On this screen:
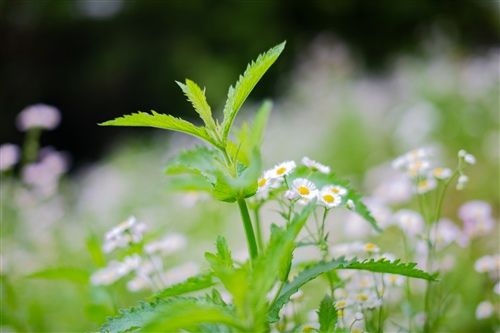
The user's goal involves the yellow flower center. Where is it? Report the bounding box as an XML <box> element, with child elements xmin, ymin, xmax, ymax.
<box><xmin>298</xmin><ymin>186</ymin><xmax>310</xmax><ymax>195</ymax></box>
<box><xmin>434</xmin><ymin>168</ymin><xmax>443</xmax><ymax>176</ymax></box>
<box><xmin>323</xmin><ymin>194</ymin><xmax>334</xmax><ymax>203</ymax></box>
<box><xmin>365</xmin><ymin>243</ymin><xmax>376</xmax><ymax>251</ymax></box>
<box><xmin>356</xmin><ymin>293</ymin><xmax>368</xmax><ymax>301</ymax></box>
<box><xmin>302</xmin><ymin>325</ymin><xmax>314</xmax><ymax>333</ymax></box>
<box><xmin>419</xmin><ymin>180</ymin><xmax>427</xmax><ymax>188</ymax></box>
<box><xmin>337</xmin><ymin>309</ymin><xmax>344</xmax><ymax>317</ymax></box>
<box><xmin>335</xmin><ymin>301</ymin><xmax>346</xmax><ymax>308</ymax></box>
<box><xmin>276</xmin><ymin>167</ymin><xmax>286</xmax><ymax>175</ymax></box>
<box><xmin>332</xmin><ymin>187</ymin><xmax>339</xmax><ymax>193</ymax></box>
<box><xmin>258</xmin><ymin>178</ymin><xmax>267</xmax><ymax>187</ymax></box>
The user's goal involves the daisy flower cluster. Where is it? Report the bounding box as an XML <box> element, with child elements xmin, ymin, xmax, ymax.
<box><xmin>473</xmin><ymin>254</ymin><xmax>500</xmax><ymax>321</ymax></box>
<box><xmin>256</xmin><ymin>156</ymin><xmax>353</xmax><ymax>210</ymax></box>
<box><xmin>91</xmin><ymin>216</ymin><xmax>193</xmax><ymax>292</ymax></box>
<box><xmin>391</xmin><ymin>147</ymin><xmax>475</xmax><ymax>194</ymax></box>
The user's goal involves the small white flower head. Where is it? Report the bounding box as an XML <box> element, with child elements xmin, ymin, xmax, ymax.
<box><xmin>334</xmin><ymin>299</ymin><xmax>351</xmax><ymax>309</ymax></box>
<box><xmin>464</xmin><ymin>153</ymin><xmax>476</xmax><ymax>165</ymax></box>
<box><xmin>393</xmin><ymin>209</ymin><xmax>424</xmax><ymax>236</ymax></box>
<box><xmin>284</xmin><ymin>189</ymin><xmax>298</xmax><ymax>201</ymax></box>
<box><xmin>474</xmin><ymin>255</ymin><xmax>496</xmax><ymax>273</ymax></box>
<box><xmin>432</xmin><ymin>167</ymin><xmax>452</xmax><ymax>180</ymax></box>
<box><xmin>416</xmin><ymin>177</ymin><xmax>437</xmax><ymax>194</ymax></box>
<box><xmin>144</xmin><ymin>233</ymin><xmax>188</xmax><ymax>255</ymax></box>
<box><xmin>383</xmin><ymin>274</ymin><xmax>405</xmax><ymax>287</ymax></box>
<box><xmin>354</xmin><ymin>311</ymin><xmax>364</xmax><ymax>321</ymax></box>
<box><xmin>299</xmin><ymin>323</ymin><xmax>319</xmax><ymax>333</ymax></box>
<box><xmin>290</xmin><ymin>178</ymin><xmax>318</xmax><ymax>203</ymax></box>
<box><xmin>323</xmin><ymin>184</ymin><xmax>348</xmax><ymax>196</ymax></box>
<box><xmin>90</xmin><ymin>262</ymin><xmax>123</xmax><ymax>286</ymax></box>
<box><xmin>16</xmin><ymin>103</ymin><xmax>61</xmax><ymax>131</ymax></box>
<box><xmin>301</xmin><ymin>156</ymin><xmax>330</xmax><ymax>174</ymax></box>
<box><xmin>431</xmin><ymin>218</ymin><xmax>461</xmax><ymax>247</ymax></box>
<box><xmin>270</xmin><ymin>160</ymin><xmax>296</xmax><ymax>179</ymax></box>
<box><xmin>362</xmin><ymin>243</ymin><xmax>380</xmax><ymax>253</ymax></box>
<box><xmin>456</xmin><ymin>175</ymin><xmax>468</xmax><ymax>190</ymax></box>
<box><xmin>351</xmin><ymin>290</ymin><xmax>382</xmax><ymax>309</ymax></box>
<box><xmin>103</xmin><ymin>216</ymin><xmax>146</xmax><ymax>253</ymax></box>
<box><xmin>494</xmin><ymin>281</ymin><xmax>500</xmax><ymax>295</ymax></box>
<box><xmin>459</xmin><ymin>201</ymin><xmax>492</xmax><ymax>221</ymax></box>
<box><xmin>127</xmin><ymin>276</ymin><xmax>150</xmax><ymax>292</ymax></box>
<box><xmin>318</xmin><ymin>188</ymin><xmax>342</xmax><ymax>209</ymax></box>
<box><xmin>346</xmin><ymin>199</ymin><xmax>355</xmax><ymax>210</ymax></box>
<box><xmin>0</xmin><ymin>143</ymin><xmax>20</xmax><ymax>171</ymax></box>
<box><xmin>475</xmin><ymin>301</ymin><xmax>493</xmax><ymax>319</ymax></box>
<box><xmin>458</xmin><ymin>149</ymin><xmax>467</xmax><ymax>158</ymax></box>
<box><xmin>406</xmin><ymin>160</ymin><xmax>431</xmax><ymax>178</ymax></box>
<box><xmin>257</xmin><ymin>170</ymin><xmax>275</xmax><ymax>192</ymax></box>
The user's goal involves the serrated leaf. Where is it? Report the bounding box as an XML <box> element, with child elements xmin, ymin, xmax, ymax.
<box><xmin>267</xmin><ymin>257</ymin><xmax>351</xmax><ymax>323</ymax></box>
<box><xmin>150</xmin><ymin>273</ymin><xmax>217</xmax><ymax>299</ymax></box>
<box><xmin>100</xmin><ymin>111</ymin><xmax>219</xmax><ymax>147</ymax></box>
<box><xmin>176</xmin><ymin>79</ymin><xmax>217</xmax><ymax>133</ymax></box>
<box><xmin>267</xmin><ymin>257</ymin><xmax>436</xmax><ymax>323</ymax></box>
<box><xmin>342</xmin><ymin>258</ymin><xmax>438</xmax><ymax>281</ymax></box>
<box><xmin>164</xmin><ymin>145</ymin><xmax>224</xmax><ymax>187</ymax></box>
<box><xmin>166</xmin><ymin>174</ymin><xmax>214</xmax><ymax>192</ymax></box>
<box><xmin>318</xmin><ymin>294</ymin><xmax>337</xmax><ymax>333</ymax></box>
<box><xmin>25</xmin><ymin>267</ymin><xmax>90</xmax><ymax>284</ymax></box>
<box><xmin>229</xmin><ymin>99</ymin><xmax>272</xmax><ymax>166</ymax></box>
<box><xmin>99</xmin><ymin>300</ymin><xmax>165</xmax><ymax>333</ymax></box>
<box><xmin>142</xmin><ymin>297</ymin><xmax>243</xmax><ymax>331</ymax></box>
<box><xmin>221</xmin><ymin>42</ymin><xmax>285</xmax><ymax>143</ymax></box>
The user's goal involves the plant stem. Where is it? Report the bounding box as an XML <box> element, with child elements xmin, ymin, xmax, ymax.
<box><xmin>237</xmin><ymin>197</ymin><xmax>259</xmax><ymax>264</ymax></box>
<box><xmin>253</xmin><ymin>205</ymin><xmax>264</xmax><ymax>252</ymax></box>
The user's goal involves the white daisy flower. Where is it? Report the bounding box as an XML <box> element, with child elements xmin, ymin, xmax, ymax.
<box><xmin>432</xmin><ymin>167</ymin><xmax>452</xmax><ymax>180</ymax></box>
<box><xmin>362</xmin><ymin>243</ymin><xmax>380</xmax><ymax>253</ymax></box>
<box><xmin>291</xmin><ymin>178</ymin><xmax>318</xmax><ymax>202</ymax></box>
<box><xmin>269</xmin><ymin>160</ymin><xmax>296</xmax><ymax>179</ymax></box>
<box><xmin>318</xmin><ymin>188</ymin><xmax>342</xmax><ymax>208</ymax></box>
<box><xmin>301</xmin><ymin>156</ymin><xmax>330</xmax><ymax>174</ymax></box>
<box><xmin>456</xmin><ymin>174</ymin><xmax>468</xmax><ymax>190</ymax></box>
<box><xmin>346</xmin><ymin>199</ymin><xmax>355</xmax><ymax>210</ymax></box>
<box><xmin>416</xmin><ymin>177</ymin><xmax>437</xmax><ymax>194</ymax></box>
<box><xmin>475</xmin><ymin>301</ymin><xmax>493</xmax><ymax>319</ymax></box>
<box><xmin>464</xmin><ymin>153</ymin><xmax>476</xmax><ymax>165</ymax></box>
<box><xmin>322</xmin><ymin>184</ymin><xmax>348</xmax><ymax>196</ymax></box>
<box><xmin>16</xmin><ymin>103</ymin><xmax>61</xmax><ymax>131</ymax></box>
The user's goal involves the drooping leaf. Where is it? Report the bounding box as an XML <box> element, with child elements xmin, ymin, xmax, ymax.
<box><xmin>165</xmin><ymin>145</ymin><xmax>223</xmax><ymax>184</ymax></box>
<box><xmin>99</xmin><ymin>300</ymin><xmax>166</xmax><ymax>333</ymax></box>
<box><xmin>317</xmin><ymin>294</ymin><xmax>337</xmax><ymax>333</ymax></box>
<box><xmin>267</xmin><ymin>257</ymin><xmax>436</xmax><ymax>323</ymax></box>
<box><xmin>25</xmin><ymin>267</ymin><xmax>90</xmax><ymax>284</ymax></box>
<box><xmin>86</xmin><ymin>237</ymin><xmax>106</xmax><ymax>268</ymax></box>
<box><xmin>100</xmin><ymin>111</ymin><xmax>218</xmax><ymax>147</ymax></box>
<box><xmin>176</xmin><ymin>79</ymin><xmax>217</xmax><ymax>133</ymax></box>
<box><xmin>267</xmin><ymin>257</ymin><xmax>351</xmax><ymax>323</ymax></box>
<box><xmin>221</xmin><ymin>42</ymin><xmax>285</xmax><ymax>143</ymax></box>
<box><xmin>150</xmin><ymin>273</ymin><xmax>217</xmax><ymax>299</ymax></box>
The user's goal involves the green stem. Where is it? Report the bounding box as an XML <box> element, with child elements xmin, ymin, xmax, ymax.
<box><xmin>237</xmin><ymin>197</ymin><xmax>259</xmax><ymax>263</ymax></box>
<box><xmin>253</xmin><ymin>205</ymin><xmax>264</xmax><ymax>252</ymax></box>
<box><xmin>22</xmin><ymin>127</ymin><xmax>42</xmax><ymax>165</ymax></box>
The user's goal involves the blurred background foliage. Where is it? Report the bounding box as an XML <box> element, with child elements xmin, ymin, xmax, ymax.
<box><xmin>1</xmin><ymin>0</ymin><xmax>499</xmax><ymax>169</ymax></box>
<box><xmin>1</xmin><ymin>1</ymin><xmax>499</xmax><ymax>332</ymax></box>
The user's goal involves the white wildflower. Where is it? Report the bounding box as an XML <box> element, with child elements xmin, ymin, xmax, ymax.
<box><xmin>393</xmin><ymin>209</ymin><xmax>424</xmax><ymax>235</ymax></box>
<box><xmin>290</xmin><ymin>178</ymin><xmax>318</xmax><ymax>204</ymax></box>
<box><xmin>464</xmin><ymin>153</ymin><xmax>476</xmax><ymax>165</ymax></box>
<box><xmin>416</xmin><ymin>177</ymin><xmax>437</xmax><ymax>194</ymax></box>
<box><xmin>432</xmin><ymin>167</ymin><xmax>452</xmax><ymax>180</ymax></box>
<box><xmin>301</xmin><ymin>156</ymin><xmax>330</xmax><ymax>174</ymax></box>
<box><xmin>144</xmin><ymin>233</ymin><xmax>187</xmax><ymax>255</ymax></box>
<box><xmin>318</xmin><ymin>187</ymin><xmax>341</xmax><ymax>208</ymax></box>
<box><xmin>0</xmin><ymin>143</ymin><xmax>20</xmax><ymax>171</ymax></box>
<box><xmin>269</xmin><ymin>160</ymin><xmax>296</xmax><ymax>179</ymax></box>
<box><xmin>475</xmin><ymin>301</ymin><xmax>493</xmax><ymax>319</ymax></box>
<box><xmin>16</xmin><ymin>104</ymin><xmax>61</xmax><ymax>131</ymax></box>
